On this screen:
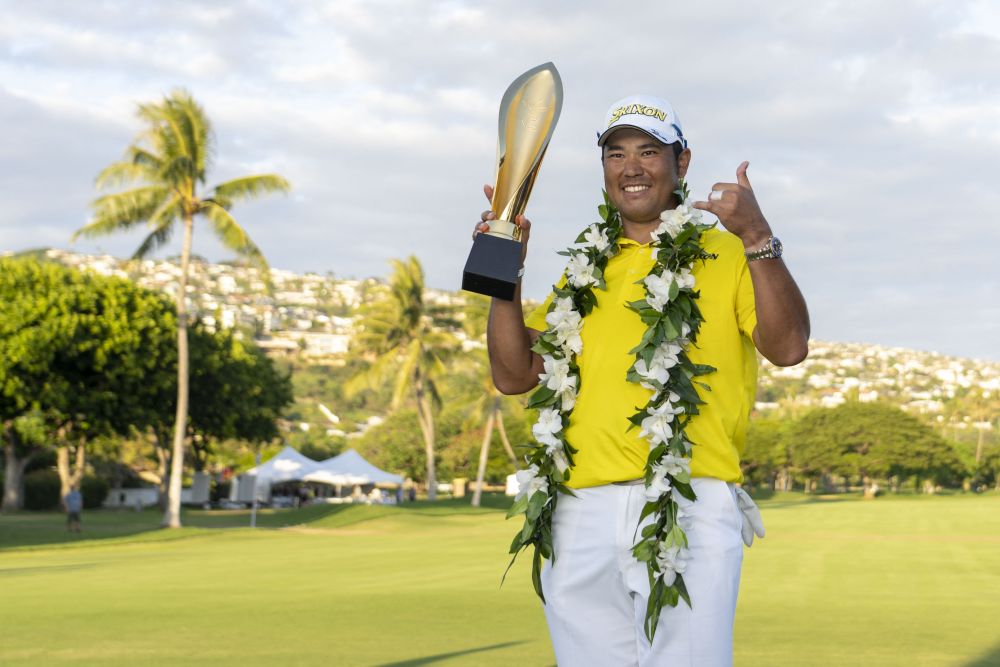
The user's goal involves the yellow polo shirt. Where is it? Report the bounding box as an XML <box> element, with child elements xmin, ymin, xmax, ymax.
<box><xmin>525</xmin><ymin>228</ymin><xmax>757</xmax><ymax>487</ymax></box>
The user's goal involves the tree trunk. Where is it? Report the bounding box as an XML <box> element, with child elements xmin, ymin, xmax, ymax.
<box><xmin>414</xmin><ymin>377</ymin><xmax>436</xmax><ymax>501</ymax></box>
<box><xmin>494</xmin><ymin>404</ymin><xmax>519</xmax><ymax>469</ymax></box>
<box><xmin>975</xmin><ymin>426</ymin><xmax>985</xmax><ymax>465</ymax></box>
<box><xmin>2</xmin><ymin>425</ymin><xmax>35</xmax><ymax>513</ymax></box>
<box><xmin>471</xmin><ymin>411</ymin><xmax>495</xmax><ymax>507</ymax></box>
<box><xmin>56</xmin><ymin>441</ymin><xmax>86</xmax><ymax>499</ymax></box>
<box><xmin>164</xmin><ymin>215</ymin><xmax>194</xmax><ymax>528</ymax></box>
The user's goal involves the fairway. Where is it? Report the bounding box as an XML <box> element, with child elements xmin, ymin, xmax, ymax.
<box><xmin>2</xmin><ymin>494</ymin><xmax>999</xmax><ymax>666</ymax></box>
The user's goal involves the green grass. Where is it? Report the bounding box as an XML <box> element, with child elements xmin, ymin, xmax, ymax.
<box><xmin>1</xmin><ymin>493</ymin><xmax>999</xmax><ymax>666</ymax></box>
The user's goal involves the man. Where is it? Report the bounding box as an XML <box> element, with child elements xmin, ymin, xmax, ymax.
<box><xmin>64</xmin><ymin>485</ymin><xmax>83</xmax><ymax>533</ymax></box>
<box><xmin>475</xmin><ymin>94</ymin><xmax>809</xmax><ymax>665</ymax></box>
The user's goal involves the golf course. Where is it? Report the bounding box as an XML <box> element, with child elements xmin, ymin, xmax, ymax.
<box><xmin>2</xmin><ymin>492</ymin><xmax>998</xmax><ymax>666</ymax></box>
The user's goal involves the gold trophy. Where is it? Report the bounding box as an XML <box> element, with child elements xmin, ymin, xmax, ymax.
<box><xmin>462</xmin><ymin>62</ymin><xmax>563</xmax><ymax>300</ymax></box>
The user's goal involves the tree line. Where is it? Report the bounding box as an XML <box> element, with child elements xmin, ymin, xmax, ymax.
<box><xmin>0</xmin><ymin>258</ymin><xmax>292</xmax><ymax>513</ymax></box>
<box><xmin>3</xmin><ymin>88</ymin><xmax>994</xmax><ymax>517</ymax></box>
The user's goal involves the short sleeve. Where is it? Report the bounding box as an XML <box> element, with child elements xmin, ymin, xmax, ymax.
<box><xmin>525</xmin><ymin>293</ymin><xmax>554</xmax><ymax>331</ymax></box>
<box><xmin>735</xmin><ymin>256</ymin><xmax>757</xmax><ymax>337</ymax></box>
<box><xmin>524</xmin><ymin>275</ymin><xmax>566</xmax><ymax>332</ymax></box>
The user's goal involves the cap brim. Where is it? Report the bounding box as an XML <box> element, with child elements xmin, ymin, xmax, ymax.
<box><xmin>597</xmin><ymin>124</ymin><xmax>669</xmax><ymax>147</ymax></box>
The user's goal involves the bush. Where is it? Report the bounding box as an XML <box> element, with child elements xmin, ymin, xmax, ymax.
<box><xmin>81</xmin><ymin>475</ymin><xmax>109</xmax><ymax>509</ymax></box>
<box><xmin>23</xmin><ymin>469</ymin><xmax>61</xmax><ymax>511</ymax></box>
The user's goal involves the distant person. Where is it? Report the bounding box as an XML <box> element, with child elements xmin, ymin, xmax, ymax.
<box><xmin>64</xmin><ymin>486</ymin><xmax>83</xmax><ymax>533</ymax></box>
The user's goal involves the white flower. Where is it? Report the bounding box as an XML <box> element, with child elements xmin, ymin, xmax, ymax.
<box><xmin>566</xmin><ymin>252</ymin><xmax>598</xmax><ymax>288</ymax></box>
<box><xmin>655</xmin><ymin>544</ymin><xmax>690</xmax><ymax>586</ymax></box>
<box><xmin>644</xmin><ymin>272</ymin><xmax>673</xmax><ymax>311</ymax></box>
<box><xmin>644</xmin><ymin>462</ymin><xmax>673</xmax><ymax>501</ymax></box>
<box><xmin>545</xmin><ymin>298</ymin><xmax>584</xmax><ymax>355</ymax></box>
<box><xmin>540</xmin><ymin>356</ymin><xmax>574</xmax><ymax>394</ymax></box>
<box><xmin>659</xmin><ymin>452</ymin><xmax>691</xmax><ymax>477</ymax></box>
<box><xmin>545</xmin><ymin>297</ymin><xmax>579</xmax><ymax>329</ymax></box>
<box><xmin>639</xmin><ymin>401</ymin><xmax>684</xmax><ymax>445</ymax></box>
<box><xmin>675</xmin><ymin>267</ymin><xmax>695</xmax><ymax>291</ymax></box>
<box><xmin>514</xmin><ymin>464</ymin><xmax>549</xmax><ymax>501</ymax></box>
<box><xmin>653</xmin><ymin>343</ymin><xmax>682</xmax><ymax>371</ymax></box>
<box><xmin>581</xmin><ymin>224</ymin><xmax>610</xmax><ymax>252</ymax></box>
<box><xmin>675</xmin><ymin>505</ymin><xmax>694</xmax><ymax>531</ymax></box>
<box><xmin>655</xmin><ymin>205</ymin><xmax>693</xmax><ymax>240</ymax></box>
<box><xmin>560</xmin><ymin>384</ymin><xmax>577</xmax><ymax>412</ymax></box>
<box><xmin>680</xmin><ymin>322</ymin><xmax>692</xmax><ymax>339</ymax></box>
<box><xmin>556</xmin><ymin>328</ymin><xmax>583</xmax><ymax>355</ymax></box>
<box><xmin>634</xmin><ymin>358</ymin><xmax>670</xmax><ymax>390</ymax></box>
<box><xmin>546</xmin><ymin>443</ymin><xmax>570</xmax><ymax>473</ymax></box>
<box><xmin>532</xmin><ymin>407</ymin><xmax>563</xmax><ymax>446</ymax></box>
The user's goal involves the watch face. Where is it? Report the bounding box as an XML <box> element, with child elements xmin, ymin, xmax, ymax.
<box><xmin>771</xmin><ymin>237</ymin><xmax>783</xmax><ymax>256</ymax></box>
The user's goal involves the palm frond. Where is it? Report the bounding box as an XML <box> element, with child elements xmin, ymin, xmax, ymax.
<box><xmin>161</xmin><ymin>156</ymin><xmax>197</xmax><ymax>190</ymax></box>
<box><xmin>211</xmin><ymin>174</ymin><xmax>291</xmax><ymax>205</ymax></box>
<box><xmin>127</xmin><ymin>146</ymin><xmax>164</xmax><ymax>173</ymax></box>
<box><xmin>392</xmin><ymin>340</ymin><xmax>422</xmax><ymax>409</ymax></box>
<box><xmin>343</xmin><ymin>347</ymin><xmax>403</xmax><ymax>399</ymax></box>
<box><xmin>75</xmin><ymin>186</ymin><xmax>172</xmax><ymax>240</ymax></box>
<box><xmin>95</xmin><ymin>161</ymin><xmax>153</xmax><ymax>189</ymax></box>
<box><xmin>129</xmin><ymin>194</ymin><xmax>183</xmax><ymax>258</ymax></box>
<box><xmin>166</xmin><ymin>90</ymin><xmax>212</xmax><ymax>177</ymax></box>
<box><xmin>199</xmin><ymin>201</ymin><xmax>269</xmax><ymax>273</ymax></box>
<box><xmin>133</xmin><ymin>219</ymin><xmax>175</xmax><ymax>259</ymax></box>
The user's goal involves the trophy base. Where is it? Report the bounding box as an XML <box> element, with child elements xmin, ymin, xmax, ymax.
<box><xmin>462</xmin><ymin>233</ymin><xmax>522</xmax><ymax>301</ymax></box>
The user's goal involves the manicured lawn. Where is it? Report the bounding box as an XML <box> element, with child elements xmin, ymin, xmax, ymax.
<box><xmin>1</xmin><ymin>493</ymin><xmax>998</xmax><ymax>666</ymax></box>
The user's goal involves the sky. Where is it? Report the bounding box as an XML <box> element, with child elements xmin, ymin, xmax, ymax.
<box><xmin>1</xmin><ymin>0</ymin><xmax>998</xmax><ymax>361</ymax></box>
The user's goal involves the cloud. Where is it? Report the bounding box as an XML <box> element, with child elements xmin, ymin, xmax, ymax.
<box><xmin>0</xmin><ymin>0</ymin><xmax>998</xmax><ymax>361</ymax></box>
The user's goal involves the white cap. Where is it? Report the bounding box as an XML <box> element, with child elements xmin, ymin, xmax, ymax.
<box><xmin>596</xmin><ymin>95</ymin><xmax>687</xmax><ymax>149</ymax></box>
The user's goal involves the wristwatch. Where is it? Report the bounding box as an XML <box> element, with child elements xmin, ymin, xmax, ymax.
<box><xmin>745</xmin><ymin>236</ymin><xmax>783</xmax><ymax>262</ymax></box>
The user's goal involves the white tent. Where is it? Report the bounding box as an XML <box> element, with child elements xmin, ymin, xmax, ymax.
<box><xmin>229</xmin><ymin>445</ymin><xmax>321</xmax><ymax>503</ymax></box>
<box><xmin>244</xmin><ymin>445</ymin><xmax>321</xmax><ymax>484</ymax></box>
<box><xmin>314</xmin><ymin>449</ymin><xmax>404</xmax><ymax>486</ymax></box>
<box><xmin>301</xmin><ymin>469</ymin><xmax>368</xmax><ymax>486</ymax></box>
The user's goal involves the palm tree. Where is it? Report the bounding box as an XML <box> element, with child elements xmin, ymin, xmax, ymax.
<box><xmin>467</xmin><ymin>349</ymin><xmax>521</xmax><ymax>507</ymax></box>
<box><xmin>348</xmin><ymin>256</ymin><xmax>456</xmax><ymax>500</ymax></box>
<box><xmin>460</xmin><ymin>294</ymin><xmax>521</xmax><ymax>507</ymax></box>
<box><xmin>73</xmin><ymin>89</ymin><xmax>289</xmax><ymax>528</ymax></box>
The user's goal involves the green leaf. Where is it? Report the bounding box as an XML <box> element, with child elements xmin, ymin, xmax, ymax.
<box><xmin>509</xmin><ymin>531</ymin><xmax>524</xmax><ymax>554</ymax></box>
<box><xmin>673</xmin><ymin>480</ymin><xmax>697</xmax><ymax>501</ymax></box>
<box><xmin>532</xmin><ymin>546</ymin><xmax>546</xmax><ymax>602</ymax></box>
<box><xmin>526</xmin><ymin>490</ymin><xmax>547</xmax><ymax>522</ymax></box>
<box><xmin>645</xmin><ymin>579</ymin><xmax>664</xmax><ymax>641</ymax></box>
<box><xmin>527</xmin><ymin>385</ymin><xmax>557</xmax><ymax>408</ymax></box>
<box><xmin>675</xmin><ymin>574</ymin><xmax>692</xmax><ymax>608</ymax></box>
<box><xmin>506</xmin><ymin>493</ymin><xmax>529</xmax><ymax>519</ymax></box>
<box><xmin>662</xmin><ymin>583</ymin><xmax>679</xmax><ymax>607</ymax></box>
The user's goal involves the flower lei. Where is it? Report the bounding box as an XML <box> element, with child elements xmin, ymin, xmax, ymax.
<box><xmin>505</xmin><ymin>181</ymin><xmax>717</xmax><ymax>641</ymax></box>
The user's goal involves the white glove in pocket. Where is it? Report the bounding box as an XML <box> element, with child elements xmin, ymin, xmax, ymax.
<box><xmin>734</xmin><ymin>487</ymin><xmax>766</xmax><ymax>547</ymax></box>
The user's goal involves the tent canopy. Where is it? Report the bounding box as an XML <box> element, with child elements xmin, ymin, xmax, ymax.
<box><xmin>316</xmin><ymin>449</ymin><xmax>404</xmax><ymax>485</ymax></box>
<box><xmin>245</xmin><ymin>445</ymin><xmax>321</xmax><ymax>485</ymax></box>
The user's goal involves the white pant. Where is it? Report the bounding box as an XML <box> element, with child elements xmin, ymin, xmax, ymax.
<box><xmin>540</xmin><ymin>478</ymin><xmax>744</xmax><ymax>666</ymax></box>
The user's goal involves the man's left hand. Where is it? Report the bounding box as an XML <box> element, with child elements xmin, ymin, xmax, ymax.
<box><xmin>692</xmin><ymin>161</ymin><xmax>772</xmax><ymax>250</ymax></box>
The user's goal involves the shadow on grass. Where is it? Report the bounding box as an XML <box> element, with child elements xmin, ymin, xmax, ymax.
<box><xmin>963</xmin><ymin>642</ymin><xmax>1000</xmax><ymax>667</ymax></box>
<box><xmin>372</xmin><ymin>640</ymin><xmax>529</xmax><ymax>666</ymax></box>
<box><xmin>0</xmin><ymin>562</ymin><xmax>100</xmax><ymax>577</ymax></box>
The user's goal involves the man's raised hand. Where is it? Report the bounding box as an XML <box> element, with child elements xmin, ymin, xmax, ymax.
<box><xmin>692</xmin><ymin>161</ymin><xmax>772</xmax><ymax>250</ymax></box>
<box><xmin>473</xmin><ymin>183</ymin><xmax>531</xmax><ymax>266</ymax></box>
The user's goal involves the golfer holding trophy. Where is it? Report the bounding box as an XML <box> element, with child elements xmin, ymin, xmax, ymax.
<box><xmin>468</xmin><ymin>63</ymin><xmax>809</xmax><ymax>665</ymax></box>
